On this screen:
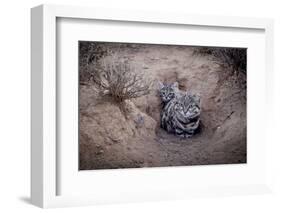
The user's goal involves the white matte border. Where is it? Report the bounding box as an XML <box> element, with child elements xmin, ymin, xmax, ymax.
<box><xmin>57</xmin><ymin>17</ymin><xmax>266</xmax><ymax>197</ymax></box>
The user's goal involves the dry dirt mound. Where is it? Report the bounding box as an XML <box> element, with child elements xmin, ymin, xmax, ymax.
<box><xmin>79</xmin><ymin>99</ymin><xmax>163</xmax><ymax>169</ymax></box>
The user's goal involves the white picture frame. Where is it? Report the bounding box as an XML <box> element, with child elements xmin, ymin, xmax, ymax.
<box><xmin>31</xmin><ymin>4</ymin><xmax>274</xmax><ymax>208</ymax></box>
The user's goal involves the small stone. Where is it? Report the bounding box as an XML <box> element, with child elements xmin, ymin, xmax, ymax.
<box><xmin>134</xmin><ymin>114</ymin><xmax>145</xmax><ymax>128</ymax></box>
<box><xmin>97</xmin><ymin>149</ymin><xmax>104</xmax><ymax>155</ymax></box>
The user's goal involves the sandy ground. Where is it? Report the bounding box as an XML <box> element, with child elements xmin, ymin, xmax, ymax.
<box><xmin>79</xmin><ymin>44</ymin><xmax>246</xmax><ymax>170</ymax></box>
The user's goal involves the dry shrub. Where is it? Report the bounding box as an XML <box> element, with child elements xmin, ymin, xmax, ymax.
<box><xmin>90</xmin><ymin>54</ymin><xmax>152</xmax><ymax>103</ymax></box>
<box><xmin>212</xmin><ymin>48</ymin><xmax>246</xmax><ymax>74</ymax></box>
<box><xmin>79</xmin><ymin>42</ymin><xmax>111</xmax><ymax>84</ymax></box>
<box><xmin>194</xmin><ymin>47</ymin><xmax>246</xmax><ymax>74</ymax></box>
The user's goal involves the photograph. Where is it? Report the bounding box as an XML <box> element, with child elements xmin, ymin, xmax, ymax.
<box><xmin>79</xmin><ymin>41</ymin><xmax>247</xmax><ymax>170</ymax></box>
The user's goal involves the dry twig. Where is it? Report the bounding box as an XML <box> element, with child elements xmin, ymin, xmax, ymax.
<box><xmin>89</xmin><ymin>53</ymin><xmax>152</xmax><ymax>102</ymax></box>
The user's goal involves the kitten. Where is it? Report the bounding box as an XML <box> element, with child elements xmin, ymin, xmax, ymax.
<box><xmin>158</xmin><ymin>82</ymin><xmax>201</xmax><ymax>138</ymax></box>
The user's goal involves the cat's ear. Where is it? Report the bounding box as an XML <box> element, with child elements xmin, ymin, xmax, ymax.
<box><xmin>171</xmin><ymin>82</ymin><xmax>179</xmax><ymax>89</ymax></box>
<box><xmin>158</xmin><ymin>81</ymin><xmax>164</xmax><ymax>90</ymax></box>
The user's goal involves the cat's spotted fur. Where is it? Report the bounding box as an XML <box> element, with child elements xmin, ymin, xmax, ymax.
<box><xmin>158</xmin><ymin>82</ymin><xmax>201</xmax><ymax>138</ymax></box>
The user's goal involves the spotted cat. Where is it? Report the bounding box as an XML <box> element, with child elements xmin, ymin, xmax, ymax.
<box><xmin>158</xmin><ymin>82</ymin><xmax>201</xmax><ymax>138</ymax></box>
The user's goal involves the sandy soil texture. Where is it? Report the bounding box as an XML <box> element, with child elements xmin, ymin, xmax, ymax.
<box><xmin>79</xmin><ymin>44</ymin><xmax>246</xmax><ymax>170</ymax></box>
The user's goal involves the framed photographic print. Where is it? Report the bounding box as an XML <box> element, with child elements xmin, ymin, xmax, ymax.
<box><xmin>31</xmin><ymin>4</ymin><xmax>274</xmax><ymax>208</ymax></box>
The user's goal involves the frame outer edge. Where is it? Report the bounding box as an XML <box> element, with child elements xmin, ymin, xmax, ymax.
<box><xmin>30</xmin><ymin>4</ymin><xmax>274</xmax><ymax>208</ymax></box>
<box><xmin>265</xmin><ymin>19</ymin><xmax>274</xmax><ymax>192</ymax></box>
<box><xmin>31</xmin><ymin>5</ymin><xmax>44</xmax><ymax>208</ymax></box>
<box><xmin>42</xmin><ymin>4</ymin><xmax>57</xmax><ymax>208</ymax></box>
<box><xmin>44</xmin><ymin>4</ymin><xmax>270</xmax><ymax>30</ymax></box>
